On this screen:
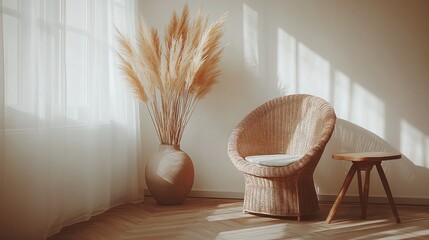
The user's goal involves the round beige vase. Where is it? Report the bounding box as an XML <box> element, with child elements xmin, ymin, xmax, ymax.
<box><xmin>145</xmin><ymin>144</ymin><xmax>194</xmax><ymax>205</ymax></box>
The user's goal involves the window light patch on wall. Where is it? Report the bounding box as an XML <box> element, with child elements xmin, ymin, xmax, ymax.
<box><xmin>297</xmin><ymin>42</ymin><xmax>330</xmax><ymax>101</ymax></box>
<box><xmin>350</xmin><ymin>83</ymin><xmax>385</xmax><ymax>139</ymax></box>
<box><xmin>276</xmin><ymin>28</ymin><xmax>330</xmax><ymax>101</ymax></box>
<box><xmin>333</xmin><ymin>70</ymin><xmax>351</xmax><ymax>120</ymax></box>
<box><xmin>400</xmin><ymin>119</ymin><xmax>428</xmax><ymax>168</ymax></box>
<box><xmin>274</xmin><ymin>27</ymin><xmax>385</xmax><ymax>143</ymax></box>
<box><xmin>243</xmin><ymin>3</ymin><xmax>259</xmax><ymax>77</ymax></box>
<box><xmin>277</xmin><ymin>28</ymin><xmax>297</xmax><ymax>95</ymax></box>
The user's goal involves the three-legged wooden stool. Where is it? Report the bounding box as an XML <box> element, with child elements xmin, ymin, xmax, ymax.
<box><xmin>326</xmin><ymin>152</ymin><xmax>401</xmax><ymax>224</ymax></box>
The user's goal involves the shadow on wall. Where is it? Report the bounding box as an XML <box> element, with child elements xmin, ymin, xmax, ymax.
<box><xmin>241</xmin><ymin>1</ymin><xmax>429</xmax><ymax>199</ymax></box>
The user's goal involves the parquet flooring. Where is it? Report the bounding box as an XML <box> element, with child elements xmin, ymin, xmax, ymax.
<box><xmin>49</xmin><ymin>197</ymin><xmax>429</xmax><ymax>239</ymax></box>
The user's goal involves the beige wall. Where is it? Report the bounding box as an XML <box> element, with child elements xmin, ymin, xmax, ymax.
<box><xmin>137</xmin><ymin>0</ymin><xmax>429</xmax><ymax>201</ymax></box>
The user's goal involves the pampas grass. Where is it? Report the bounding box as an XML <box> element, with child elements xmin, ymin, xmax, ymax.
<box><xmin>116</xmin><ymin>5</ymin><xmax>226</xmax><ymax>145</ymax></box>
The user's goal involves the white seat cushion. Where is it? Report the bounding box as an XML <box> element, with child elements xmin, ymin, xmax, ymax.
<box><xmin>245</xmin><ymin>154</ymin><xmax>302</xmax><ymax>167</ymax></box>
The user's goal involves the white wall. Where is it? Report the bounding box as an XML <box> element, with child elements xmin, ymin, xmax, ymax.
<box><xmin>137</xmin><ymin>0</ymin><xmax>429</xmax><ymax>201</ymax></box>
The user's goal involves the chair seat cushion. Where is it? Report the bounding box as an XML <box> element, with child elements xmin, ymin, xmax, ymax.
<box><xmin>245</xmin><ymin>154</ymin><xmax>302</xmax><ymax>167</ymax></box>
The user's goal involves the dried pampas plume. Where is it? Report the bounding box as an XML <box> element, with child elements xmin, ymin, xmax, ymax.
<box><xmin>116</xmin><ymin>4</ymin><xmax>226</xmax><ymax>145</ymax></box>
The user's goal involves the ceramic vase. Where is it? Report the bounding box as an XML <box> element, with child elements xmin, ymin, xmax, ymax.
<box><xmin>145</xmin><ymin>144</ymin><xmax>194</xmax><ymax>205</ymax></box>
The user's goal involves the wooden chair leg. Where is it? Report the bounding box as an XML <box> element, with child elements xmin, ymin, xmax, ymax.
<box><xmin>375</xmin><ymin>163</ymin><xmax>401</xmax><ymax>223</ymax></box>
<box><xmin>326</xmin><ymin>164</ymin><xmax>357</xmax><ymax>223</ymax></box>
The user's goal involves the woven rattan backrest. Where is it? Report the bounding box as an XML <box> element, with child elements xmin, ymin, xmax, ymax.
<box><xmin>236</xmin><ymin>95</ymin><xmax>332</xmax><ymax>157</ymax></box>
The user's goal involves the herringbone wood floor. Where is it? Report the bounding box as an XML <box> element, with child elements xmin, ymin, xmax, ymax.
<box><xmin>49</xmin><ymin>197</ymin><xmax>429</xmax><ymax>240</ymax></box>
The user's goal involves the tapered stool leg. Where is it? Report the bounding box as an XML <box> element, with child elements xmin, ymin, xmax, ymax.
<box><xmin>326</xmin><ymin>164</ymin><xmax>358</xmax><ymax>223</ymax></box>
<box><xmin>375</xmin><ymin>163</ymin><xmax>401</xmax><ymax>223</ymax></box>
<box><xmin>357</xmin><ymin>169</ymin><xmax>364</xmax><ymax>217</ymax></box>
<box><xmin>361</xmin><ymin>168</ymin><xmax>371</xmax><ymax>219</ymax></box>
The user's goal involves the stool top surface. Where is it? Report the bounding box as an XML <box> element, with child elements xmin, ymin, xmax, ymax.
<box><xmin>332</xmin><ymin>152</ymin><xmax>402</xmax><ymax>162</ymax></box>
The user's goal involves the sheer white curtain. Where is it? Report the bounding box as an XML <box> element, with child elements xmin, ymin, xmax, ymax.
<box><xmin>0</xmin><ymin>0</ymin><xmax>143</xmax><ymax>239</ymax></box>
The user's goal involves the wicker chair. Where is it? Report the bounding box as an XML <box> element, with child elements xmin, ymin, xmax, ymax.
<box><xmin>228</xmin><ymin>94</ymin><xmax>336</xmax><ymax>219</ymax></box>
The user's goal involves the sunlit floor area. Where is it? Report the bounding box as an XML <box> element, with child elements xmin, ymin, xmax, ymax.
<box><xmin>49</xmin><ymin>197</ymin><xmax>429</xmax><ymax>240</ymax></box>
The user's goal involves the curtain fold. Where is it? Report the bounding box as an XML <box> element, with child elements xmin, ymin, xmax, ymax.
<box><xmin>0</xmin><ymin>0</ymin><xmax>142</xmax><ymax>239</ymax></box>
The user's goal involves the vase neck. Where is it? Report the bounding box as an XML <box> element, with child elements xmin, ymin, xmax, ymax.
<box><xmin>159</xmin><ymin>144</ymin><xmax>181</xmax><ymax>151</ymax></box>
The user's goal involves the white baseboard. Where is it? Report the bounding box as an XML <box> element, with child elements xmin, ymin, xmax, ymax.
<box><xmin>144</xmin><ymin>189</ymin><xmax>429</xmax><ymax>205</ymax></box>
<box><xmin>143</xmin><ymin>189</ymin><xmax>244</xmax><ymax>199</ymax></box>
<box><xmin>188</xmin><ymin>190</ymin><xmax>244</xmax><ymax>199</ymax></box>
<box><xmin>318</xmin><ymin>194</ymin><xmax>429</xmax><ymax>206</ymax></box>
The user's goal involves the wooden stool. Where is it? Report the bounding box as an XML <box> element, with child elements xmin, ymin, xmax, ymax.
<box><xmin>326</xmin><ymin>152</ymin><xmax>401</xmax><ymax>224</ymax></box>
